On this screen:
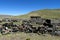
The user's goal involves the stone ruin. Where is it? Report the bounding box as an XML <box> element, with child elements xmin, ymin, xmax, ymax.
<box><xmin>30</xmin><ymin>16</ymin><xmax>44</xmax><ymax>25</ymax></box>
<box><xmin>21</xmin><ymin>16</ymin><xmax>60</xmax><ymax>35</ymax></box>
<box><xmin>0</xmin><ymin>16</ymin><xmax>60</xmax><ymax>36</ymax></box>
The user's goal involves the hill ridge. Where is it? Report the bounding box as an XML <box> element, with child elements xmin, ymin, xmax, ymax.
<box><xmin>16</xmin><ymin>9</ymin><xmax>60</xmax><ymax>19</ymax></box>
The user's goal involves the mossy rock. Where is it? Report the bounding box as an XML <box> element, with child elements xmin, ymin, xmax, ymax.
<box><xmin>26</xmin><ymin>38</ymin><xmax>30</xmax><ymax>40</ymax></box>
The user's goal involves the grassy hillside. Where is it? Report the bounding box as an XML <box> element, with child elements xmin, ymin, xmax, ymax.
<box><xmin>0</xmin><ymin>9</ymin><xmax>60</xmax><ymax>40</ymax></box>
<box><xmin>16</xmin><ymin>9</ymin><xmax>60</xmax><ymax>19</ymax></box>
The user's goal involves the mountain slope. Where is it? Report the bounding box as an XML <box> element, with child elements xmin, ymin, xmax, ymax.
<box><xmin>16</xmin><ymin>9</ymin><xmax>60</xmax><ymax>19</ymax></box>
<box><xmin>0</xmin><ymin>15</ymin><xmax>13</xmax><ymax>19</ymax></box>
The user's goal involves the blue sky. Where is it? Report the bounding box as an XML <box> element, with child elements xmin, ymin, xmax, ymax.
<box><xmin>0</xmin><ymin>0</ymin><xmax>60</xmax><ymax>16</ymax></box>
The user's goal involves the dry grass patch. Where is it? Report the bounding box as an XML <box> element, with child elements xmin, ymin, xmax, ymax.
<box><xmin>0</xmin><ymin>32</ymin><xmax>60</xmax><ymax>40</ymax></box>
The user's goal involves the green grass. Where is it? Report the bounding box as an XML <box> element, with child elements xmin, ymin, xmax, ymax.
<box><xmin>13</xmin><ymin>22</ymin><xmax>22</xmax><ymax>25</ymax></box>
